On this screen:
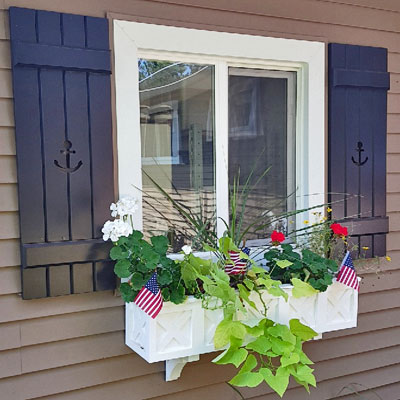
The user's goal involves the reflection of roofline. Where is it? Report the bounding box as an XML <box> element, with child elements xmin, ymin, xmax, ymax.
<box><xmin>139</xmin><ymin>66</ymin><xmax>210</xmax><ymax>94</ymax></box>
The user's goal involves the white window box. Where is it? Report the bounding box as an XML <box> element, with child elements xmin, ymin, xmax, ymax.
<box><xmin>125</xmin><ymin>279</ymin><xmax>358</xmax><ymax>380</ymax></box>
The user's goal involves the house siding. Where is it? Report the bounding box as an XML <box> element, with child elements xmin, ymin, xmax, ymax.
<box><xmin>0</xmin><ymin>0</ymin><xmax>399</xmax><ymax>398</ymax></box>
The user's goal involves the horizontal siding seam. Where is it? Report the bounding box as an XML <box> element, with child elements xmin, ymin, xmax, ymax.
<box><xmin>139</xmin><ymin>0</ymin><xmax>400</xmax><ymax>35</ymax></box>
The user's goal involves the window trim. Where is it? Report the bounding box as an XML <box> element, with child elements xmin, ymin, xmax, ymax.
<box><xmin>113</xmin><ymin>20</ymin><xmax>325</xmax><ymax>235</ymax></box>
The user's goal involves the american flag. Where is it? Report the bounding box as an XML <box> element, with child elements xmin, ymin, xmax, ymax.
<box><xmin>336</xmin><ymin>251</ymin><xmax>360</xmax><ymax>291</ymax></box>
<box><xmin>134</xmin><ymin>272</ymin><xmax>163</xmax><ymax>319</ymax></box>
<box><xmin>225</xmin><ymin>248</ymin><xmax>250</xmax><ymax>275</ymax></box>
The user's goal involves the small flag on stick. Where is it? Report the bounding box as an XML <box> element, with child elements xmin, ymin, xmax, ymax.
<box><xmin>225</xmin><ymin>248</ymin><xmax>250</xmax><ymax>275</ymax></box>
<box><xmin>134</xmin><ymin>272</ymin><xmax>163</xmax><ymax>319</ymax></box>
<box><xmin>336</xmin><ymin>251</ymin><xmax>360</xmax><ymax>291</ymax></box>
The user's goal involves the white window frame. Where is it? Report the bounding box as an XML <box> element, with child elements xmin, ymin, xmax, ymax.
<box><xmin>113</xmin><ymin>20</ymin><xmax>325</xmax><ymax>236</ymax></box>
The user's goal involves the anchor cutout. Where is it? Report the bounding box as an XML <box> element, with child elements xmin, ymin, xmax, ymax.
<box><xmin>54</xmin><ymin>140</ymin><xmax>82</xmax><ymax>173</ymax></box>
<box><xmin>351</xmin><ymin>141</ymin><xmax>368</xmax><ymax>167</ymax></box>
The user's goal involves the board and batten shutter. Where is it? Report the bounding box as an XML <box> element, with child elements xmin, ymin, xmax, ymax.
<box><xmin>328</xmin><ymin>43</ymin><xmax>390</xmax><ymax>258</ymax></box>
<box><xmin>9</xmin><ymin>7</ymin><xmax>115</xmax><ymax>299</ymax></box>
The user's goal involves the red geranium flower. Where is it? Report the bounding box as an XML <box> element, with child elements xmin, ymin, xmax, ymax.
<box><xmin>330</xmin><ymin>223</ymin><xmax>348</xmax><ymax>237</ymax></box>
<box><xmin>271</xmin><ymin>230</ymin><xmax>285</xmax><ymax>245</ymax></box>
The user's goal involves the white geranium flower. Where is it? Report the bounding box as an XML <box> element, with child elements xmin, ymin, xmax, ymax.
<box><xmin>102</xmin><ymin>219</ymin><xmax>133</xmax><ymax>242</ymax></box>
<box><xmin>182</xmin><ymin>245</ymin><xmax>192</xmax><ymax>255</ymax></box>
<box><xmin>110</xmin><ymin>197</ymin><xmax>138</xmax><ymax>218</ymax></box>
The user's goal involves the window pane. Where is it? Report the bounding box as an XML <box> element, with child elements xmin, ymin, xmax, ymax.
<box><xmin>228</xmin><ymin>68</ymin><xmax>296</xmax><ymax>241</ymax></box>
<box><xmin>139</xmin><ymin>59</ymin><xmax>215</xmax><ymax>251</ymax></box>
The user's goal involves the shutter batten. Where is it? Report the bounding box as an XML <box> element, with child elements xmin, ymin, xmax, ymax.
<box><xmin>328</xmin><ymin>43</ymin><xmax>389</xmax><ymax>258</ymax></box>
<box><xmin>10</xmin><ymin>7</ymin><xmax>115</xmax><ymax>299</ymax></box>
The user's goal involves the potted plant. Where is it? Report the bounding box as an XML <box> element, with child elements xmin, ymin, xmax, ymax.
<box><xmin>102</xmin><ymin>192</ymin><xmax>360</xmax><ymax>397</ymax></box>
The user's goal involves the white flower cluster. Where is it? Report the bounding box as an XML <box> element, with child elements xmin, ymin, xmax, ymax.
<box><xmin>110</xmin><ymin>197</ymin><xmax>138</xmax><ymax>218</ymax></box>
<box><xmin>102</xmin><ymin>197</ymin><xmax>139</xmax><ymax>242</ymax></box>
<box><xmin>102</xmin><ymin>219</ymin><xmax>133</xmax><ymax>242</ymax></box>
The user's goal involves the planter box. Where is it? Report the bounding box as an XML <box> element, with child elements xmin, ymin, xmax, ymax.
<box><xmin>125</xmin><ymin>279</ymin><xmax>358</xmax><ymax>364</ymax></box>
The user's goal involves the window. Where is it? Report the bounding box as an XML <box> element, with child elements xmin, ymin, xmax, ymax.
<box><xmin>114</xmin><ymin>21</ymin><xmax>325</xmax><ymax>247</ymax></box>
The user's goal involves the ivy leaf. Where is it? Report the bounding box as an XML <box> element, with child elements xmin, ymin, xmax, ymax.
<box><xmin>158</xmin><ymin>270</ymin><xmax>173</xmax><ymax>286</ymax></box>
<box><xmin>114</xmin><ymin>259</ymin><xmax>131</xmax><ymax>278</ymax></box>
<box><xmin>239</xmin><ymin>353</ymin><xmax>258</xmax><ymax>373</ymax></box>
<box><xmin>292</xmin><ymin>364</ymin><xmax>316</xmax><ymax>392</ymax></box>
<box><xmin>276</xmin><ymin>259</ymin><xmax>293</xmax><ymax>269</ymax></box>
<box><xmin>150</xmin><ymin>235</ymin><xmax>168</xmax><ymax>254</ymax></box>
<box><xmin>291</xmin><ymin>278</ymin><xmax>319</xmax><ymax>298</ymax></box>
<box><xmin>298</xmin><ymin>350</ymin><xmax>314</xmax><ymax>365</ymax></box>
<box><xmin>289</xmin><ymin>319</ymin><xmax>318</xmax><ymax>341</ymax></box>
<box><xmin>238</xmin><ymin>284</ymin><xmax>257</xmax><ymax>309</ymax></box>
<box><xmin>245</xmin><ymin>336</ymin><xmax>272</xmax><ymax>355</ymax></box>
<box><xmin>130</xmin><ymin>272</ymin><xmax>146</xmax><ymax>290</ymax></box>
<box><xmin>243</xmin><ymin>278</ymin><xmax>254</xmax><ymax>290</ymax></box>
<box><xmin>214</xmin><ymin>319</ymin><xmax>247</xmax><ymax>349</ymax></box>
<box><xmin>229</xmin><ymin>371</ymin><xmax>264</xmax><ymax>388</ymax></box>
<box><xmin>280</xmin><ymin>353</ymin><xmax>300</xmax><ymax>368</ymax></box>
<box><xmin>270</xmin><ymin>337</ymin><xmax>295</xmax><ymax>356</ymax></box>
<box><xmin>260</xmin><ymin>367</ymin><xmax>290</xmax><ymax>398</ymax></box>
<box><xmin>245</xmin><ymin>323</ymin><xmax>264</xmax><ymax>338</ymax></box>
<box><xmin>212</xmin><ymin>347</ymin><xmax>248</xmax><ymax>368</ymax></box>
<box><xmin>267</xmin><ymin>324</ymin><xmax>296</xmax><ymax>345</ymax></box>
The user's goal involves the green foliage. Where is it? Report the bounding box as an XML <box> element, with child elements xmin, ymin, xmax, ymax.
<box><xmin>111</xmin><ymin>230</ymin><xmax>186</xmax><ymax>304</ymax></box>
<box><xmin>265</xmin><ymin>243</ymin><xmax>338</xmax><ymax>292</ymax></box>
<box><xmin>212</xmin><ymin>317</ymin><xmax>317</xmax><ymax>397</ymax></box>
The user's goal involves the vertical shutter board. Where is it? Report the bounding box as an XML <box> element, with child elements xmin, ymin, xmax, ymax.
<box><xmin>360</xmin><ymin>235</ymin><xmax>373</xmax><ymax>259</ymax></box>
<box><xmin>9</xmin><ymin>7</ymin><xmax>36</xmax><ymax>43</ymax></box>
<box><xmin>359</xmin><ymin>88</ymin><xmax>374</xmax><ymax>219</ymax></box>
<box><xmin>49</xmin><ymin>264</ymin><xmax>71</xmax><ymax>296</ymax></box>
<box><xmin>22</xmin><ymin>268</ymin><xmax>47</xmax><ymax>299</ymax></box>
<box><xmin>37</xmin><ymin>10</ymin><xmax>61</xmax><ymax>45</ymax></box>
<box><xmin>10</xmin><ymin>7</ymin><xmax>115</xmax><ymax>299</ymax></box>
<box><xmin>345</xmin><ymin>88</ymin><xmax>360</xmax><ymax>218</ymax></box>
<box><xmin>328</xmin><ymin>43</ymin><xmax>389</xmax><ymax>259</ymax></box>
<box><xmin>40</xmin><ymin>68</ymin><xmax>69</xmax><ymax>242</ymax></box>
<box><xmin>373</xmin><ymin>89</ymin><xmax>387</xmax><ymax>218</ymax></box>
<box><xmin>65</xmin><ymin>71</ymin><xmax>92</xmax><ymax>240</ymax></box>
<box><xmin>86</xmin><ymin>17</ymin><xmax>109</xmax><ymax>50</ymax></box>
<box><xmin>89</xmin><ymin>73</ymin><xmax>114</xmax><ymax>237</ymax></box>
<box><xmin>13</xmin><ymin>67</ymin><xmax>45</xmax><ymax>243</ymax></box>
<box><xmin>61</xmin><ymin>14</ymin><xmax>85</xmax><ymax>48</ymax></box>
<box><xmin>72</xmin><ymin>262</ymin><xmax>93</xmax><ymax>294</ymax></box>
<box><xmin>95</xmin><ymin>261</ymin><xmax>115</xmax><ymax>291</ymax></box>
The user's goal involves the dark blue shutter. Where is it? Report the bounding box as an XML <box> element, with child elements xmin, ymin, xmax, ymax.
<box><xmin>328</xmin><ymin>43</ymin><xmax>390</xmax><ymax>258</ymax></box>
<box><xmin>9</xmin><ymin>7</ymin><xmax>115</xmax><ymax>299</ymax></box>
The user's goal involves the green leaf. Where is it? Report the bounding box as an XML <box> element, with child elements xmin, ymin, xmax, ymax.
<box><xmin>270</xmin><ymin>337</ymin><xmax>295</xmax><ymax>356</ymax></box>
<box><xmin>280</xmin><ymin>353</ymin><xmax>300</xmax><ymax>368</ymax></box>
<box><xmin>119</xmin><ymin>282</ymin><xmax>136</xmax><ymax>302</ymax></box>
<box><xmin>260</xmin><ymin>367</ymin><xmax>290</xmax><ymax>398</ymax></box>
<box><xmin>161</xmin><ymin>287</ymin><xmax>170</xmax><ymax>301</ymax></box>
<box><xmin>298</xmin><ymin>350</ymin><xmax>314</xmax><ymax>365</ymax></box>
<box><xmin>229</xmin><ymin>372</ymin><xmax>264</xmax><ymax>388</ymax></box>
<box><xmin>245</xmin><ymin>336</ymin><xmax>272</xmax><ymax>355</ymax></box>
<box><xmin>110</xmin><ymin>246</ymin><xmax>128</xmax><ymax>260</ymax></box>
<box><xmin>291</xmin><ymin>278</ymin><xmax>319</xmax><ymax>298</ymax></box>
<box><xmin>239</xmin><ymin>354</ymin><xmax>258</xmax><ymax>373</ymax></box>
<box><xmin>276</xmin><ymin>259</ymin><xmax>293</xmax><ymax>269</ymax></box>
<box><xmin>243</xmin><ymin>278</ymin><xmax>254</xmax><ymax>290</ymax></box>
<box><xmin>214</xmin><ymin>319</ymin><xmax>247</xmax><ymax>349</ymax></box>
<box><xmin>151</xmin><ymin>235</ymin><xmax>169</xmax><ymax>254</ymax></box>
<box><xmin>245</xmin><ymin>323</ymin><xmax>264</xmax><ymax>338</ymax></box>
<box><xmin>289</xmin><ymin>319</ymin><xmax>318</xmax><ymax>341</ymax></box>
<box><xmin>158</xmin><ymin>270</ymin><xmax>173</xmax><ymax>285</ymax></box>
<box><xmin>212</xmin><ymin>347</ymin><xmax>248</xmax><ymax>368</ymax></box>
<box><xmin>267</xmin><ymin>324</ymin><xmax>296</xmax><ymax>345</ymax></box>
<box><xmin>130</xmin><ymin>272</ymin><xmax>146</xmax><ymax>290</ymax></box>
<box><xmin>293</xmin><ymin>364</ymin><xmax>316</xmax><ymax>391</ymax></box>
<box><xmin>169</xmin><ymin>284</ymin><xmax>186</xmax><ymax>304</ymax></box>
<box><xmin>238</xmin><ymin>284</ymin><xmax>257</xmax><ymax>309</ymax></box>
<box><xmin>114</xmin><ymin>259</ymin><xmax>131</xmax><ymax>278</ymax></box>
